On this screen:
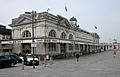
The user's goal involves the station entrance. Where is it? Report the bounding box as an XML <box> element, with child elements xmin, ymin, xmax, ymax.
<box><xmin>22</xmin><ymin>43</ymin><xmax>31</xmax><ymax>54</ymax></box>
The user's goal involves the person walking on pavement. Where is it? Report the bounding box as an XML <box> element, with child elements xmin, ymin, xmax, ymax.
<box><xmin>113</xmin><ymin>51</ymin><xmax>116</xmax><ymax>58</ymax></box>
<box><xmin>76</xmin><ymin>53</ymin><xmax>80</xmax><ymax>62</ymax></box>
<box><xmin>49</xmin><ymin>56</ymin><xmax>54</xmax><ymax>65</ymax></box>
<box><xmin>44</xmin><ymin>55</ymin><xmax>49</xmax><ymax>67</ymax></box>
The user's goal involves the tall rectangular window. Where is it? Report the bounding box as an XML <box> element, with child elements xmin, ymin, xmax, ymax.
<box><xmin>69</xmin><ymin>44</ymin><xmax>73</xmax><ymax>50</ymax></box>
<box><xmin>75</xmin><ymin>44</ymin><xmax>79</xmax><ymax>50</ymax></box>
<box><xmin>2</xmin><ymin>35</ymin><xmax>5</xmax><ymax>39</ymax></box>
<box><xmin>48</xmin><ymin>43</ymin><xmax>56</xmax><ymax>52</ymax></box>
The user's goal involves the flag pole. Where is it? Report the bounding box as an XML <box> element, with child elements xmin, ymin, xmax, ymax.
<box><xmin>65</xmin><ymin>5</ymin><xmax>68</xmax><ymax>19</ymax></box>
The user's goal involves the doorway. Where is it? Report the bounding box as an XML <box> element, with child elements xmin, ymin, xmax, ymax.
<box><xmin>22</xmin><ymin>43</ymin><xmax>31</xmax><ymax>54</ymax></box>
<box><xmin>60</xmin><ymin>43</ymin><xmax>66</xmax><ymax>53</ymax></box>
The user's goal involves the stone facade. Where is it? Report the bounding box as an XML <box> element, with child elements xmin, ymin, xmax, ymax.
<box><xmin>1</xmin><ymin>11</ymin><xmax>101</xmax><ymax>57</ymax></box>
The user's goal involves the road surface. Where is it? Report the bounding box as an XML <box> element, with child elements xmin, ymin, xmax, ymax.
<box><xmin>0</xmin><ymin>50</ymin><xmax>120</xmax><ymax>77</ymax></box>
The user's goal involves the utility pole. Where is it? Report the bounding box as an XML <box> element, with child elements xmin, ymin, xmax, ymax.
<box><xmin>32</xmin><ymin>11</ymin><xmax>35</xmax><ymax>69</ymax></box>
<box><xmin>31</xmin><ymin>11</ymin><xmax>37</xmax><ymax>69</ymax></box>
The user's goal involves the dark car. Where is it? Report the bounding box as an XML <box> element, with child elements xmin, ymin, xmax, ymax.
<box><xmin>12</xmin><ymin>53</ymin><xmax>23</xmax><ymax>63</ymax></box>
<box><xmin>24</xmin><ymin>54</ymin><xmax>39</xmax><ymax>66</ymax></box>
<box><xmin>4</xmin><ymin>54</ymin><xmax>18</xmax><ymax>66</ymax></box>
<box><xmin>0</xmin><ymin>54</ymin><xmax>17</xmax><ymax>68</ymax></box>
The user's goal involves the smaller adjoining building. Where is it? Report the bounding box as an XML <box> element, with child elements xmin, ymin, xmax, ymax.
<box><xmin>107</xmin><ymin>39</ymin><xmax>120</xmax><ymax>50</ymax></box>
<box><xmin>0</xmin><ymin>25</ymin><xmax>11</xmax><ymax>52</ymax></box>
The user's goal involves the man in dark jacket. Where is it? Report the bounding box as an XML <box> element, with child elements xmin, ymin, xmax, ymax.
<box><xmin>76</xmin><ymin>54</ymin><xmax>79</xmax><ymax>62</ymax></box>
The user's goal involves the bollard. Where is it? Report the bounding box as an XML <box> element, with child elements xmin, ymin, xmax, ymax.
<box><xmin>39</xmin><ymin>56</ymin><xmax>41</xmax><ymax>65</ymax></box>
<box><xmin>22</xmin><ymin>58</ymin><xmax>24</xmax><ymax>70</ymax></box>
<box><xmin>44</xmin><ymin>58</ymin><xmax>47</xmax><ymax>67</ymax></box>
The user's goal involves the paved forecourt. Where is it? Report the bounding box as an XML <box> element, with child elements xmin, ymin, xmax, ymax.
<box><xmin>0</xmin><ymin>50</ymin><xmax>120</xmax><ymax>77</ymax></box>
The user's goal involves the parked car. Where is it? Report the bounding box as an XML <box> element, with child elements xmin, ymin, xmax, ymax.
<box><xmin>24</xmin><ymin>54</ymin><xmax>39</xmax><ymax>66</ymax></box>
<box><xmin>4</xmin><ymin>54</ymin><xmax>18</xmax><ymax>66</ymax></box>
<box><xmin>18</xmin><ymin>56</ymin><xmax>23</xmax><ymax>63</ymax></box>
<box><xmin>11</xmin><ymin>53</ymin><xmax>22</xmax><ymax>63</ymax></box>
<box><xmin>0</xmin><ymin>54</ymin><xmax>17</xmax><ymax>68</ymax></box>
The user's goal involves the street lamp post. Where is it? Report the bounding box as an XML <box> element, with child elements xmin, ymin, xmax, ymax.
<box><xmin>32</xmin><ymin>11</ymin><xmax>35</xmax><ymax>69</ymax></box>
<box><xmin>31</xmin><ymin>11</ymin><xmax>37</xmax><ymax>69</ymax></box>
<box><xmin>25</xmin><ymin>11</ymin><xmax>37</xmax><ymax>69</ymax></box>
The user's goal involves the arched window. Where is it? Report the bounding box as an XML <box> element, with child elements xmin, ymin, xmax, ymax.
<box><xmin>48</xmin><ymin>30</ymin><xmax>57</xmax><ymax>52</ymax></box>
<box><xmin>68</xmin><ymin>34</ymin><xmax>74</xmax><ymax>50</ymax></box>
<box><xmin>69</xmin><ymin>34</ymin><xmax>73</xmax><ymax>39</ymax></box>
<box><xmin>60</xmin><ymin>32</ymin><xmax>66</xmax><ymax>39</ymax></box>
<box><xmin>22</xmin><ymin>30</ymin><xmax>31</xmax><ymax>37</ymax></box>
<box><xmin>49</xmin><ymin>30</ymin><xmax>56</xmax><ymax>37</ymax></box>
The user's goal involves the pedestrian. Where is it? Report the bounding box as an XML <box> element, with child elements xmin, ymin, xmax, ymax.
<box><xmin>49</xmin><ymin>56</ymin><xmax>54</xmax><ymax>64</ymax></box>
<box><xmin>76</xmin><ymin>53</ymin><xmax>79</xmax><ymax>62</ymax></box>
<box><xmin>113</xmin><ymin>51</ymin><xmax>116</xmax><ymax>58</ymax></box>
<box><xmin>44</xmin><ymin>55</ymin><xmax>49</xmax><ymax>67</ymax></box>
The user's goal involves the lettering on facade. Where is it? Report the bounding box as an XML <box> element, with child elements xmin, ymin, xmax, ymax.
<box><xmin>8</xmin><ymin>41</ymin><xmax>13</xmax><ymax>44</ymax></box>
<box><xmin>44</xmin><ymin>39</ymin><xmax>50</xmax><ymax>42</ymax></box>
<box><xmin>51</xmin><ymin>40</ymin><xmax>57</xmax><ymax>42</ymax></box>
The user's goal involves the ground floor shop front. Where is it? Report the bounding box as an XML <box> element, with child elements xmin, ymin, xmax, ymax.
<box><xmin>0</xmin><ymin>38</ymin><xmax>105</xmax><ymax>59</ymax></box>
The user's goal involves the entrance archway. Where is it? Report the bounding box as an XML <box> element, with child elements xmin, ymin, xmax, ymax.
<box><xmin>22</xmin><ymin>43</ymin><xmax>31</xmax><ymax>54</ymax></box>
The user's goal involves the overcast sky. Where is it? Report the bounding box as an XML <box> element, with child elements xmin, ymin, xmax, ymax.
<box><xmin>0</xmin><ymin>0</ymin><xmax>120</xmax><ymax>43</ymax></box>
